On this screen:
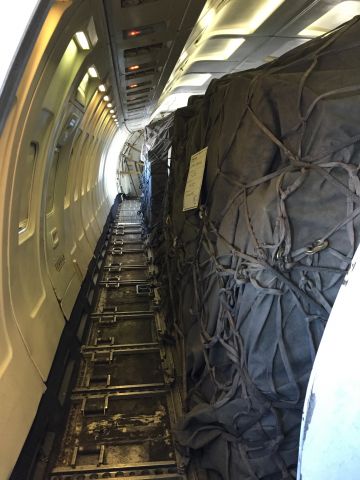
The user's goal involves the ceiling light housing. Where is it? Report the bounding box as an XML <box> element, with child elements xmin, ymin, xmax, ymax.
<box><xmin>197</xmin><ymin>0</ymin><xmax>286</xmax><ymax>37</ymax></box>
<box><xmin>88</xmin><ymin>66</ymin><xmax>98</xmax><ymax>78</ymax></box>
<box><xmin>219</xmin><ymin>38</ymin><xmax>245</xmax><ymax>59</ymax></box>
<box><xmin>298</xmin><ymin>1</ymin><xmax>360</xmax><ymax>37</ymax></box>
<box><xmin>195</xmin><ymin>37</ymin><xmax>245</xmax><ymax>61</ymax></box>
<box><xmin>200</xmin><ymin>9</ymin><xmax>216</xmax><ymax>30</ymax></box>
<box><xmin>74</xmin><ymin>31</ymin><xmax>91</xmax><ymax>50</ymax></box>
<box><xmin>179</xmin><ymin>50</ymin><xmax>188</xmax><ymax>63</ymax></box>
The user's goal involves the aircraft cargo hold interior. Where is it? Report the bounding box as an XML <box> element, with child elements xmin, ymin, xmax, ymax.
<box><xmin>2</xmin><ymin>1</ymin><xmax>360</xmax><ymax>479</ymax></box>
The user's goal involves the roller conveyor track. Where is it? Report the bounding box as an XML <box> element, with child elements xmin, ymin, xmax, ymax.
<box><xmin>48</xmin><ymin>200</ymin><xmax>184</xmax><ymax>480</ymax></box>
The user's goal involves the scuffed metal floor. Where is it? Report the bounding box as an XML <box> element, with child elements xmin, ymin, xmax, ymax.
<box><xmin>49</xmin><ymin>199</ymin><xmax>184</xmax><ymax>480</ymax></box>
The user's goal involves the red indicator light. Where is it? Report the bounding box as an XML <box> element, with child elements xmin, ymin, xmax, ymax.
<box><xmin>128</xmin><ymin>30</ymin><xmax>141</xmax><ymax>37</ymax></box>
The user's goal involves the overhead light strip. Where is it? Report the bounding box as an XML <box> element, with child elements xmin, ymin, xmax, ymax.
<box><xmin>298</xmin><ymin>1</ymin><xmax>360</xmax><ymax>37</ymax></box>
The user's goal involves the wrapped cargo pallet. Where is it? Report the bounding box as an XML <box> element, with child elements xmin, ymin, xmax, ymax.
<box><xmin>141</xmin><ymin>114</ymin><xmax>174</xmax><ymax>238</ymax></box>
<box><xmin>140</xmin><ymin>115</ymin><xmax>174</xmax><ymax>317</ymax></box>
<box><xmin>160</xmin><ymin>17</ymin><xmax>360</xmax><ymax>480</ymax></box>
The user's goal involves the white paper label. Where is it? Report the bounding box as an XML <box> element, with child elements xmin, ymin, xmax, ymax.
<box><xmin>183</xmin><ymin>147</ymin><xmax>208</xmax><ymax>211</ymax></box>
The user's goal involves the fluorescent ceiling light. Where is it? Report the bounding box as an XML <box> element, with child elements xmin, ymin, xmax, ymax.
<box><xmin>110</xmin><ymin>109</ymin><xmax>115</xmax><ymax>114</ymax></box>
<box><xmin>196</xmin><ymin>37</ymin><xmax>245</xmax><ymax>61</ymax></box>
<box><xmin>98</xmin><ymin>84</ymin><xmax>106</xmax><ymax>92</ymax></box>
<box><xmin>88</xmin><ymin>66</ymin><xmax>98</xmax><ymax>78</ymax></box>
<box><xmin>203</xmin><ymin>0</ymin><xmax>285</xmax><ymax>36</ymax></box>
<box><xmin>221</xmin><ymin>38</ymin><xmax>245</xmax><ymax>59</ymax></box>
<box><xmin>298</xmin><ymin>1</ymin><xmax>360</xmax><ymax>37</ymax></box>
<box><xmin>107</xmin><ymin>103</ymin><xmax>113</xmax><ymax>108</ymax></box>
<box><xmin>180</xmin><ymin>51</ymin><xmax>188</xmax><ymax>63</ymax></box>
<box><xmin>200</xmin><ymin>8</ymin><xmax>216</xmax><ymax>29</ymax></box>
<box><xmin>166</xmin><ymin>0</ymin><xmax>283</xmax><ymax>87</ymax></box>
<box><xmin>103</xmin><ymin>95</ymin><xmax>110</xmax><ymax>102</ymax></box>
<box><xmin>74</xmin><ymin>31</ymin><xmax>90</xmax><ymax>50</ymax></box>
<box><xmin>246</xmin><ymin>0</ymin><xmax>285</xmax><ymax>33</ymax></box>
<box><xmin>178</xmin><ymin>73</ymin><xmax>211</xmax><ymax>87</ymax></box>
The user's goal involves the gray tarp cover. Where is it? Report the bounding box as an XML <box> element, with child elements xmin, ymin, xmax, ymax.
<box><xmin>149</xmin><ymin>17</ymin><xmax>360</xmax><ymax>480</ymax></box>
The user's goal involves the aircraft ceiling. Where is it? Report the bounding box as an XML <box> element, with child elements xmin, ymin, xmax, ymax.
<box><xmin>104</xmin><ymin>0</ymin><xmax>360</xmax><ymax>130</ymax></box>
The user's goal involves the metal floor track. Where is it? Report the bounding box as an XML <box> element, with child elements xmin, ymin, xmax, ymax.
<box><xmin>49</xmin><ymin>199</ymin><xmax>185</xmax><ymax>480</ymax></box>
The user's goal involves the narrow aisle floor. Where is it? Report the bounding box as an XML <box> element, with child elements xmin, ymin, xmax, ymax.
<box><xmin>49</xmin><ymin>199</ymin><xmax>184</xmax><ymax>480</ymax></box>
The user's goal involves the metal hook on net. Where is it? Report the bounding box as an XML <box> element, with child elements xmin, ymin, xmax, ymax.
<box><xmin>305</xmin><ymin>239</ymin><xmax>329</xmax><ymax>255</ymax></box>
<box><xmin>275</xmin><ymin>244</ymin><xmax>291</xmax><ymax>271</ymax></box>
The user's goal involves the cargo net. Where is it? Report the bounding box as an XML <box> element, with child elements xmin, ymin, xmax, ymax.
<box><xmin>156</xmin><ymin>17</ymin><xmax>360</xmax><ymax>480</ymax></box>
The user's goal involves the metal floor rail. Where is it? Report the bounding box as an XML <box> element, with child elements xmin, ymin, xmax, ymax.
<box><xmin>49</xmin><ymin>199</ymin><xmax>184</xmax><ymax>480</ymax></box>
